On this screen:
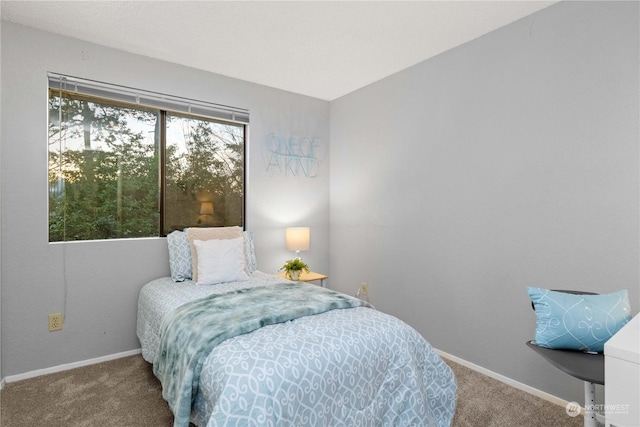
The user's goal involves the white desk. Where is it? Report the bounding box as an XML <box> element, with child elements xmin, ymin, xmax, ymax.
<box><xmin>605</xmin><ymin>314</ymin><xmax>640</xmax><ymax>427</ymax></box>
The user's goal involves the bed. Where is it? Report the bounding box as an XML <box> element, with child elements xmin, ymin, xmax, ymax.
<box><xmin>137</xmin><ymin>228</ymin><xmax>457</xmax><ymax>427</ymax></box>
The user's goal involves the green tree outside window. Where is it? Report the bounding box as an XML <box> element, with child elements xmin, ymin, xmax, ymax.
<box><xmin>48</xmin><ymin>91</ymin><xmax>245</xmax><ymax>242</ymax></box>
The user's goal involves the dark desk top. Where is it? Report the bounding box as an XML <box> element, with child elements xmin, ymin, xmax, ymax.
<box><xmin>526</xmin><ymin>340</ymin><xmax>604</xmax><ymax>385</ymax></box>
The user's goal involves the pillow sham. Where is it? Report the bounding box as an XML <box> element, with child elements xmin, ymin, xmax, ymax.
<box><xmin>243</xmin><ymin>230</ymin><xmax>257</xmax><ymax>273</ymax></box>
<box><xmin>527</xmin><ymin>287</ymin><xmax>631</xmax><ymax>353</ymax></box>
<box><xmin>194</xmin><ymin>237</ymin><xmax>249</xmax><ymax>285</ymax></box>
<box><xmin>167</xmin><ymin>230</ymin><xmax>192</xmax><ymax>282</ymax></box>
<box><xmin>187</xmin><ymin>226</ymin><xmax>242</xmax><ymax>282</ymax></box>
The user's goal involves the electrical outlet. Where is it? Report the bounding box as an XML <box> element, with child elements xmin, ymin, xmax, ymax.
<box><xmin>48</xmin><ymin>313</ymin><xmax>63</xmax><ymax>331</ymax></box>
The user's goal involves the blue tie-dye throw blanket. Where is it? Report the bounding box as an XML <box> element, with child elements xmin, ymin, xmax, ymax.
<box><xmin>153</xmin><ymin>282</ymin><xmax>371</xmax><ymax>427</ymax></box>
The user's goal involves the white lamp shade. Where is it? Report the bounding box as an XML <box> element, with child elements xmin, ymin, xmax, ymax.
<box><xmin>286</xmin><ymin>227</ymin><xmax>310</xmax><ymax>252</ymax></box>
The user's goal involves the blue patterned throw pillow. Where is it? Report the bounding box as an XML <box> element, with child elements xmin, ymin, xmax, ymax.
<box><xmin>167</xmin><ymin>230</ymin><xmax>193</xmax><ymax>282</ymax></box>
<box><xmin>528</xmin><ymin>287</ymin><xmax>632</xmax><ymax>353</ymax></box>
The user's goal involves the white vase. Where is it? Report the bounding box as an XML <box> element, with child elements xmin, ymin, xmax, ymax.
<box><xmin>289</xmin><ymin>270</ymin><xmax>300</xmax><ymax>280</ymax></box>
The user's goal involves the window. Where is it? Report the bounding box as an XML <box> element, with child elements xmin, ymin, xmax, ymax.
<box><xmin>48</xmin><ymin>74</ymin><xmax>247</xmax><ymax>242</ymax></box>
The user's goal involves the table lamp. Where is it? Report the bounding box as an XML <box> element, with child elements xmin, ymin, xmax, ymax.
<box><xmin>285</xmin><ymin>227</ymin><xmax>310</xmax><ymax>258</ymax></box>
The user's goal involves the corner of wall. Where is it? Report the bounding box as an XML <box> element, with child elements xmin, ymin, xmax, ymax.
<box><xmin>1</xmin><ymin>8</ymin><xmax>4</xmax><ymax>387</ymax></box>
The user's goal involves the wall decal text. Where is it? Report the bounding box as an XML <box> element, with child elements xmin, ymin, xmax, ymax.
<box><xmin>266</xmin><ymin>133</ymin><xmax>320</xmax><ymax>178</ymax></box>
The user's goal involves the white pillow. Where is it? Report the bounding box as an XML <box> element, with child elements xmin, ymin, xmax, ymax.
<box><xmin>187</xmin><ymin>226</ymin><xmax>242</xmax><ymax>282</ymax></box>
<box><xmin>194</xmin><ymin>237</ymin><xmax>249</xmax><ymax>285</ymax></box>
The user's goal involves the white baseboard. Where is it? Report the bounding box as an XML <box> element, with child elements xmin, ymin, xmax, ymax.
<box><xmin>0</xmin><ymin>345</ymin><xmax>578</xmax><ymax>414</ymax></box>
<box><xmin>437</xmin><ymin>348</ymin><xmax>572</xmax><ymax>409</ymax></box>
<box><xmin>3</xmin><ymin>349</ymin><xmax>142</xmax><ymax>384</ymax></box>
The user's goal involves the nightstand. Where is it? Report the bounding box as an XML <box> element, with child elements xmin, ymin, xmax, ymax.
<box><xmin>276</xmin><ymin>271</ymin><xmax>328</xmax><ymax>287</ymax></box>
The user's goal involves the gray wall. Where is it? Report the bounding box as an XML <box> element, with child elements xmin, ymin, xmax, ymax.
<box><xmin>329</xmin><ymin>1</ymin><xmax>639</xmax><ymax>403</ymax></box>
<box><xmin>0</xmin><ymin>22</ymin><xmax>330</xmax><ymax>376</ymax></box>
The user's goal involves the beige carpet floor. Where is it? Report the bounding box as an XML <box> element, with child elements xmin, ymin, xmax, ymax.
<box><xmin>0</xmin><ymin>354</ymin><xmax>582</xmax><ymax>426</ymax></box>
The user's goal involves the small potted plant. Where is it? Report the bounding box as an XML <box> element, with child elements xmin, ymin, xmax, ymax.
<box><xmin>279</xmin><ymin>258</ymin><xmax>310</xmax><ymax>281</ymax></box>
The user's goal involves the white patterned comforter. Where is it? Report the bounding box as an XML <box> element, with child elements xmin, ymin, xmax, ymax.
<box><xmin>137</xmin><ymin>272</ymin><xmax>457</xmax><ymax>427</ymax></box>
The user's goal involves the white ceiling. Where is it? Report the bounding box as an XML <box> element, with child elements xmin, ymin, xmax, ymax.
<box><xmin>1</xmin><ymin>0</ymin><xmax>557</xmax><ymax>100</ymax></box>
